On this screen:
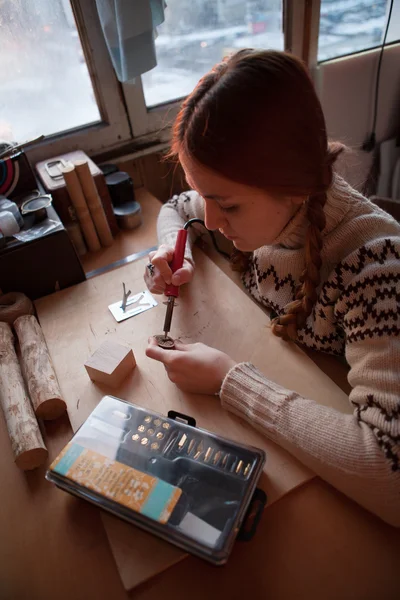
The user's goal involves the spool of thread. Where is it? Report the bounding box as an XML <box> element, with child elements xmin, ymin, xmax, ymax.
<box><xmin>113</xmin><ymin>201</ymin><xmax>142</xmax><ymax>230</ymax></box>
<box><xmin>75</xmin><ymin>160</ymin><xmax>113</xmax><ymax>247</ymax></box>
<box><xmin>0</xmin><ymin>210</ymin><xmax>20</xmax><ymax>236</ymax></box>
<box><xmin>105</xmin><ymin>171</ymin><xmax>135</xmax><ymax>206</ymax></box>
<box><xmin>61</xmin><ymin>163</ymin><xmax>101</xmax><ymax>252</ymax></box>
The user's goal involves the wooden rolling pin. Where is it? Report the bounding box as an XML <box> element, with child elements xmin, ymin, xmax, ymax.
<box><xmin>14</xmin><ymin>315</ymin><xmax>66</xmax><ymax>420</ymax></box>
<box><xmin>0</xmin><ymin>322</ymin><xmax>48</xmax><ymax>470</ymax></box>
<box><xmin>75</xmin><ymin>160</ymin><xmax>113</xmax><ymax>247</ymax></box>
<box><xmin>61</xmin><ymin>163</ymin><xmax>101</xmax><ymax>252</ymax></box>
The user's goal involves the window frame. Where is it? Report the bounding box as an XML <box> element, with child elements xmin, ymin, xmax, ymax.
<box><xmin>27</xmin><ymin>0</ymin><xmax>394</xmax><ymax>163</ymax></box>
<box><xmin>27</xmin><ymin>0</ymin><xmax>132</xmax><ymax>165</ymax></box>
<box><xmin>126</xmin><ymin>1</ymin><xmax>296</xmax><ymax>139</ymax></box>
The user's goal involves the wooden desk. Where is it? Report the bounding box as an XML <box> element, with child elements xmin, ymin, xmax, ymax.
<box><xmin>80</xmin><ymin>187</ymin><xmax>159</xmax><ymax>274</ymax></box>
<box><xmin>1</xmin><ymin>190</ymin><xmax>399</xmax><ymax>600</ymax></box>
<box><xmin>134</xmin><ymin>478</ymin><xmax>400</xmax><ymax>600</ymax></box>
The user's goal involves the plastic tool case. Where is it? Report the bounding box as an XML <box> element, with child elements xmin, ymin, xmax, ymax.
<box><xmin>46</xmin><ymin>395</ymin><xmax>266</xmax><ymax>564</ymax></box>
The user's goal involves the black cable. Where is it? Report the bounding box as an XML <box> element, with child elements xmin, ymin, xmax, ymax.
<box><xmin>184</xmin><ymin>218</ymin><xmax>231</xmax><ymax>259</ymax></box>
<box><xmin>362</xmin><ymin>0</ymin><xmax>394</xmax><ymax>152</ymax></box>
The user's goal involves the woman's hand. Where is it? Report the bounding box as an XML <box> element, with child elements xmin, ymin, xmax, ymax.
<box><xmin>146</xmin><ymin>338</ymin><xmax>237</xmax><ymax>394</ymax></box>
<box><xmin>144</xmin><ymin>245</ymin><xmax>194</xmax><ymax>295</ymax></box>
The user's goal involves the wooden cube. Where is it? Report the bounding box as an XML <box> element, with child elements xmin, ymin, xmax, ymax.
<box><xmin>85</xmin><ymin>340</ymin><xmax>136</xmax><ymax>388</ymax></box>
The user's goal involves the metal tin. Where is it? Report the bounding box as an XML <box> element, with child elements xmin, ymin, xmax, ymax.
<box><xmin>20</xmin><ymin>193</ymin><xmax>52</xmax><ymax>223</ymax></box>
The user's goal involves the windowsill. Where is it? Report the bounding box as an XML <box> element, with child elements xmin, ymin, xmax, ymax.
<box><xmin>80</xmin><ymin>187</ymin><xmax>161</xmax><ymax>274</ymax></box>
<box><xmin>93</xmin><ymin>136</ymin><xmax>171</xmax><ymax>166</ymax></box>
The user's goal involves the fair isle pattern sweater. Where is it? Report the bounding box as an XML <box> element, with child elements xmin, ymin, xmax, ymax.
<box><xmin>158</xmin><ymin>175</ymin><xmax>400</xmax><ymax>525</ymax></box>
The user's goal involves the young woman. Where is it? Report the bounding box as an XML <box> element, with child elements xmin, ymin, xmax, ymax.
<box><xmin>144</xmin><ymin>50</ymin><xmax>400</xmax><ymax>526</ymax></box>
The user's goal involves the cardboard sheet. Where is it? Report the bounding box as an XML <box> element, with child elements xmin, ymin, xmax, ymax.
<box><xmin>35</xmin><ymin>249</ymin><xmax>351</xmax><ymax>590</ymax></box>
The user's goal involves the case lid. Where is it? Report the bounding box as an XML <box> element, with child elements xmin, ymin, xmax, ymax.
<box><xmin>46</xmin><ymin>395</ymin><xmax>266</xmax><ymax>565</ymax></box>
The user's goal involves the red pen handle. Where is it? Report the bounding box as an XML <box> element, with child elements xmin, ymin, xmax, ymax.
<box><xmin>165</xmin><ymin>229</ymin><xmax>188</xmax><ymax>297</ymax></box>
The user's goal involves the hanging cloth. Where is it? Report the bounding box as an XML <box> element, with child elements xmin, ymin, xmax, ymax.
<box><xmin>95</xmin><ymin>0</ymin><xmax>166</xmax><ymax>82</ymax></box>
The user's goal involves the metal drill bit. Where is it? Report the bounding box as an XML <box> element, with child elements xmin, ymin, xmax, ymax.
<box><xmin>213</xmin><ymin>451</ymin><xmax>222</xmax><ymax>465</ymax></box>
<box><xmin>187</xmin><ymin>439</ymin><xmax>196</xmax><ymax>455</ymax></box>
<box><xmin>193</xmin><ymin>440</ymin><xmax>204</xmax><ymax>460</ymax></box>
<box><xmin>178</xmin><ymin>433</ymin><xmax>187</xmax><ymax>450</ymax></box>
<box><xmin>221</xmin><ymin>453</ymin><xmax>230</xmax><ymax>469</ymax></box>
<box><xmin>235</xmin><ymin>460</ymin><xmax>244</xmax><ymax>475</ymax></box>
<box><xmin>163</xmin><ymin>432</ymin><xmax>178</xmax><ymax>454</ymax></box>
<box><xmin>243</xmin><ymin>463</ymin><xmax>251</xmax><ymax>477</ymax></box>
<box><xmin>230</xmin><ymin>457</ymin><xmax>239</xmax><ymax>473</ymax></box>
<box><xmin>204</xmin><ymin>447</ymin><xmax>213</xmax><ymax>462</ymax></box>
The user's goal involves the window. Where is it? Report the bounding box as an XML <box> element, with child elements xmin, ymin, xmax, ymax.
<box><xmin>9</xmin><ymin>0</ymin><xmax>398</xmax><ymax>163</ymax></box>
<box><xmin>318</xmin><ymin>0</ymin><xmax>399</xmax><ymax>63</ymax></box>
<box><xmin>142</xmin><ymin>0</ymin><xmax>284</xmax><ymax>108</ymax></box>
<box><xmin>0</xmin><ymin>0</ymin><xmax>100</xmax><ymax>141</ymax></box>
<box><xmin>2</xmin><ymin>0</ymin><xmax>131</xmax><ymax>166</ymax></box>
<box><xmin>386</xmin><ymin>0</ymin><xmax>400</xmax><ymax>43</ymax></box>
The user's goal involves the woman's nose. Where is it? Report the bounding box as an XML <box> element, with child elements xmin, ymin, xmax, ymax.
<box><xmin>204</xmin><ymin>199</ymin><xmax>226</xmax><ymax>230</ymax></box>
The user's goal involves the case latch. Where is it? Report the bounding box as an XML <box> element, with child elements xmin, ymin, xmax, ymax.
<box><xmin>237</xmin><ymin>488</ymin><xmax>267</xmax><ymax>541</ymax></box>
<box><xmin>167</xmin><ymin>410</ymin><xmax>197</xmax><ymax>428</ymax></box>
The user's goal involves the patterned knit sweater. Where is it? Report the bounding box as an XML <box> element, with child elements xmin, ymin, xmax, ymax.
<box><xmin>158</xmin><ymin>174</ymin><xmax>400</xmax><ymax>526</ymax></box>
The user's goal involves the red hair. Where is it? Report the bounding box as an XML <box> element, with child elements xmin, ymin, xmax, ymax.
<box><xmin>170</xmin><ymin>49</ymin><xmax>343</xmax><ymax>340</ymax></box>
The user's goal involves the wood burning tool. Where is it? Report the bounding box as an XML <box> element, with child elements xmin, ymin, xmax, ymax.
<box><xmin>156</xmin><ymin>218</ymin><xmax>231</xmax><ymax>347</ymax></box>
<box><xmin>159</xmin><ymin>227</ymin><xmax>188</xmax><ymax>345</ymax></box>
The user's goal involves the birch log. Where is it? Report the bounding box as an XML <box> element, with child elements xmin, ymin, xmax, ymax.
<box><xmin>14</xmin><ymin>315</ymin><xmax>66</xmax><ymax>420</ymax></box>
<box><xmin>0</xmin><ymin>322</ymin><xmax>47</xmax><ymax>470</ymax></box>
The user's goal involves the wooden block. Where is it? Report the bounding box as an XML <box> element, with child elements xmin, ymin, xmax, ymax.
<box><xmin>84</xmin><ymin>340</ymin><xmax>136</xmax><ymax>388</ymax></box>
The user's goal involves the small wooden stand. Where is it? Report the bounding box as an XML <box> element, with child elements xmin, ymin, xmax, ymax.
<box><xmin>85</xmin><ymin>340</ymin><xmax>136</xmax><ymax>388</ymax></box>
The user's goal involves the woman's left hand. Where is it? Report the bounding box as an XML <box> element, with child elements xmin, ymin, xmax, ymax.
<box><xmin>145</xmin><ymin>338</ymin><xmax>236</xmax><ymax>394</ymax></box>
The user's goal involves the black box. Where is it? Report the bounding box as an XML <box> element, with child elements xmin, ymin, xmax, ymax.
<box><xmin>0</xmin><ymin>206</ymin><xmax>85</xmax><ymax>300</ymax></box>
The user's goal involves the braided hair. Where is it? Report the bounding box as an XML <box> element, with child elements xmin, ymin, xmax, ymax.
<box><xmin>169</xmin><ymin>50</ymin><xmax>344</xmax><ymax>342</ymax></box>
<box><xmin>271</xmin><ymin>146</ymin><xmax>343</xmax><ymax>340</ymax></box>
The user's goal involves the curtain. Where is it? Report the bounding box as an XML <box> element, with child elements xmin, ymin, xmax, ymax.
<box><xmin>95</xmin><ymin>0</ymin><xmax>166</xmax><ymax>82</ymax></box>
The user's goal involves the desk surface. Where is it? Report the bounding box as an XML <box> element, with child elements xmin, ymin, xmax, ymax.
<box><xmin>1</xmin><ymin>190</ymin><xmax>399</xmax><ymax>600</ymax></box>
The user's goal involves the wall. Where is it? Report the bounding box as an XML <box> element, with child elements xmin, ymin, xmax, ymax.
<box><xmin>317</xmin><ymin>44</ymin><xmax>400</xmax><ymax>192</ymax></box>
<box><xmin>115</xmin><ymin>152</ymin><xmax>186</xmax><ymax>203</ymax></box>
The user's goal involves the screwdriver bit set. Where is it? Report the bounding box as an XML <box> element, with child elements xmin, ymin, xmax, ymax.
<box><xmin>46</xmin><ymin>395</ymin><xmax>266</xmax><ymax>564</ymax></box>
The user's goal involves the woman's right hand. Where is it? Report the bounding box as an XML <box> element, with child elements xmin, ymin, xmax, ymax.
<box><xmin>144</xmin><ymin>244</ymin><xmax>194</xmax><ymax>295</ymax></box>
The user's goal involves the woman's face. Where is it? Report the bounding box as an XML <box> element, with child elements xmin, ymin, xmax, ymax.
<box><xmin>180</xmin><ymin>153</ymin><xmax>305</xmax><ymax>252</ymax></box>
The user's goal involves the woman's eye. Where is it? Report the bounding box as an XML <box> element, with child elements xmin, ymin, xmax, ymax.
<box><xmin>220</xmin><ymin>205</ymin><xmax>238</xmax><ymax>213</ymax></box>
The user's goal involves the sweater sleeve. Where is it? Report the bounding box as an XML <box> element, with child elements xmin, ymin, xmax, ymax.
<box><xmin>220</xmin><ymin>240</ymin><xmax>400</xmax><ymax>526</ymax></box>
<box><xmin>157</xmin><ymin>191</ymin><xmax>206</xmax><ymax>264</ymax></box>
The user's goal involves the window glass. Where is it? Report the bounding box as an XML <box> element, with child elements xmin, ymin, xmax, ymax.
<box><xmin>142</xmin><ymin>0</ymin><xmax>283</xmax><ymax>108</ymax></box>
<box><xmin>318</xmin><ymin>0</ymin><xmax>399</xmax><ymax>63</ymax></box>
<box><xmin>0</xmin><ymin>0</ymin><xmax>100</xmax><ymax>143</ymax></box>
